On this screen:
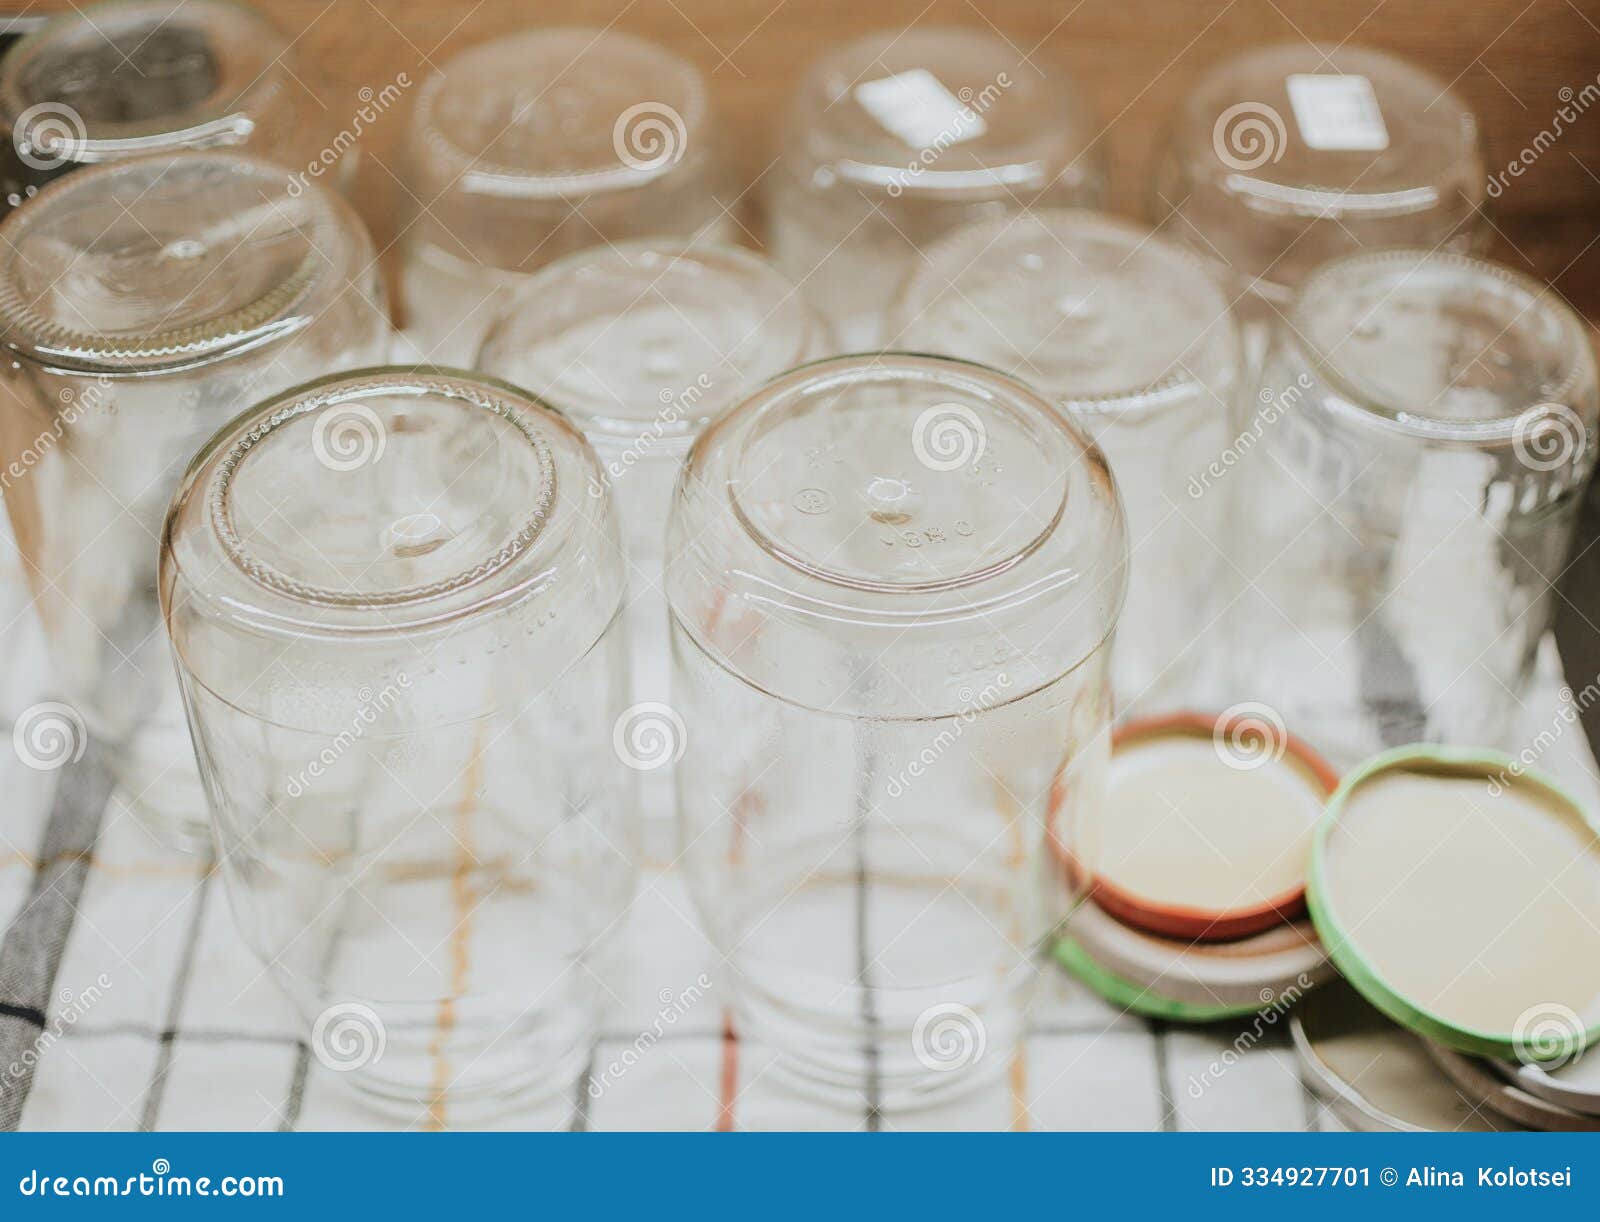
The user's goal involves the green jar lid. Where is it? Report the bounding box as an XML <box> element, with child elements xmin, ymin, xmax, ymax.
<box><xmin>1062</xmin><ymin>892</ymin><xmax>1331</xmax><ymax>1013</ymax></box>
<box><xmin>1307</xmin><ymin>743</ymin><xmax>1600</xmax><ymax>1063</ymax></box>
<box><xmin>1054</xmin><ymin>932</ymin><xmax>1267</xmax><ymax>1023</ymax></box>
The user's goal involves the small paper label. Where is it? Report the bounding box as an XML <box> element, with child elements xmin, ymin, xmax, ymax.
<box><xmin>1286</xmin><ymin>73</ymin><xmax>1389</xmax><ymax>151</ymax></box>
<box><xmin>854</xmin><ymin>69</ymin><xmax>987</xmax><ymax>150</ymax></box>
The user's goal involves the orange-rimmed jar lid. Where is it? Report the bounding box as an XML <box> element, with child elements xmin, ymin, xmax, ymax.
<box><xmin>1087</xmin><ymin>708</ymin><xmax>1339</xmax><ymax>941</ymax></box>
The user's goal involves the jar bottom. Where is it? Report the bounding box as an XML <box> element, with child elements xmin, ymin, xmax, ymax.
<box><xmin>334</xmin><ymin>1035</ymin><xmax>590</xmax><ymax>1125</ymax></box>
<box><xmin>285</xmin><ymin>984</ymin><xmax>598</xmax><ymax>1124</ymax></box>
<box><xmin>732</xmin><ymin>967</ymin><xmax>1029</xmax><ymax>1112</ymax></box>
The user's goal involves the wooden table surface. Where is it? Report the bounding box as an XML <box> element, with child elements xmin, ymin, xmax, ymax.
<box><xmin>10</xmin><ymin>0</ymin><xmax>1599</xmax><ymax>311</ymax></box>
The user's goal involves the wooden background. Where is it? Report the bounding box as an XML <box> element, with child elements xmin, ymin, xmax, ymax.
<box><xmin>12</xmin><ymin>0</ymin><xmax>1600</xmax><ymax>314</ymax></box>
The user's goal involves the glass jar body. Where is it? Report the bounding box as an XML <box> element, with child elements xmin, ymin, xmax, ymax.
<box><xmin>1</xmin><ymin>296</ymin><xmax>388</xmax><ymax>845</ymax></box>
<box><xmin>1231</xmin><ymin>343</ymin><xmax>1593</xmax><ymax>765</ymax></box>
<box><xmin>672</xmin><ymin>612</ymin><xmax>1112</xmax><ymax>1104</ymax></box>
<box><xmin>160</xmin><ymin>366</ymin><xmax>636</xmax><ymax>1114</ymax></box>
<box><xmin>766</xmin><ymin>167</ymin><xmax>1102</xmax><ymax>351</ymax></box>
<box><xmin>172</xmin><ymin>611</ymin><xmax>634</xmax><ymax>1113</ymax></box>
<box><xmin>662</xmin><ymin>354</ymin><xmax>1127</xmax><ymax>1105</ymax></box>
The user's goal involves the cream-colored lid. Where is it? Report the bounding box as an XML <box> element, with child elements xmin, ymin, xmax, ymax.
<box><xmin>1323</xmin><ymin>769</ymin><xmax>1600</xmax><ymax>1035</ymax></box>
<box><xmin>1096</xmin><ymin>735</ymin><xmax>1323</xmax><ymax>911</ymax></box>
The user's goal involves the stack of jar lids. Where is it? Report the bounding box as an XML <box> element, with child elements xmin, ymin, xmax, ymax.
<box><xmin>1060</xmin><ymin>725</ymin><xmax>1600</xmax><ymax>1129</ymax></box>
<box><xmin>1057</xmin><ymin>710</ymin><xmax>1341</xmax><ymax>1019</ymax></box>
<box><xmin>1295</xmin><ymin>745</ymin><xmax>1600</xmax><ymax>1131</ymax></box>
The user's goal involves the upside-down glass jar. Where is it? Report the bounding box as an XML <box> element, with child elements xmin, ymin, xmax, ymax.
<box><xmin>765</xmin><ymin>27</ymin><xmax>1105</xmax><ymax>351</ymax></box>
<box><xmin>476</xmin><ymin>241</ymin><xmax>828</xmax><ymax>855</ymax></box>
<box><xmin>666</xmin><ymin>354</ymin><xmax>1127</xmax><ymax>1106</ymax></box>
<box><xmin>160</xmin><ymin>367</ymin><xmax>634</xmax><ymax>1116</ymax></box>
<box><xmin>1150</xmin><ymin>43</ymin><xmax>1488</xmax><ymax>359</ymax></box>
<box><xmin>888</xmin><ymin>210</ymin><xmax>1243</xmax><ymax>717</ymax></box>
<box><xmin>0</xmin><ymin>152</ymin><xmax>389</xmax><ymax>848</ymax></box>
<box><xmin>0</xmin><ymin>0</ymin><xmax>353</xmax><ymax>213</ymax></box>
<box><xmin>401</xmin><ymin>27</ymin><xmax>736</xmax><ymax>366</ymax></box>
<box><xmin>1233</xmin><ymin>249</ymin><xmax>1599</xmax><ymax>766</ymax></box>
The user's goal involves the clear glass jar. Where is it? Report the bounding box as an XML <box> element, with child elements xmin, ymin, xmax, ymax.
<box><xmin>765</xmin><ymin>27</ymin><xmax>1105</xmax><ymax>351</ymax></box>
<box><xmin>1234</xmin><ymin>249</ymin><xmax>1599</xmax><ymax>766</ymax></box>
<box><xmin>160</xmin><ymin>368</ymin><xmax>633</xmax><ymax>1116</ymax></box>
<box><xmin>401</xmin><ymin>28</ymin><xmax>736</xmax><ymax>366</ymax></box>
<box><xmin>0</xmin><ymin>151</ymin><xmax>389</xmax><ymax>848</ymax></box>
<box><xmin>0</xmin><ymin>0</ymin><xmax>353</xmax><ymax>212</ymax></box>
<box><xmin>476</xmin><ymin>241</ymin><xmax>827</xmax><ymax>855</ymax></box>
<box><xmin>1150</xmin><ymin>43</ymin><xmax>1488</xmax><ymax>357</ymax></box>
<box><xmin>888</xmin><ymin>210</ymin><xmax>1243</xmax><ymax>716</ymax></box>
<box><xmin>665</xmin><ymin>354</ymin><xmax>1127</xmax><ymax>1105</ymax></box>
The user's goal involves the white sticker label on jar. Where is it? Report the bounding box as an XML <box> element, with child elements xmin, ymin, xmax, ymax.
<box><xmin>855</xmin><ymin>69</ymin><xmax>987</xmax><ymax>150</ymax></box>
<box><xmin>1286</xmin><ymin>73</ymin><xmax>1389</xmax><ymax>150</ymax></box>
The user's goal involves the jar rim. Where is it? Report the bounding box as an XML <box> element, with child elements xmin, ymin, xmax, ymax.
<box><xmin>412</xmin><ymin>27</ymin><xmax>712</xmax><ymax>199</ymax></box>
<box><xmin>1171</xmin><ymin>41</ymin><xmax>1484</xmax><ymax>210</ymax></box>
<box><xmin>477</xmin><ymin>239</ymin><xmax>826</xmax><ymax>441</ymax></box>
<box><xmin>207</xmin><ymin>370</ymin><xmax>560</xmax><ymax>609</ymax></box>
<box><xmin>0</xmin><ymin>151</ymin><xmax>344</xmax><ymax>373</ymax></box>
<box><xmin>0</xmin><ymin>0</ymin><xmax>292</xmax><ymax>155</ymax></box>
<box><xmin>890</xmin><ymin>209</ymin><xmax>1238</xmax><ymax>416</ymax></box>
<box><xmin>729</xmin><ymin>354</ymin><xmax>1071</xmax><ymax>595</ymax></box>
<box><xmin>780</xmin><ymin>26</ymin><xmax>1097</xmax><ymax>194</ymax></box>
<box><xmin>1288</xmin><ymin>247</ymin><xmax>1595</xmax><ymax>444</ymax></box>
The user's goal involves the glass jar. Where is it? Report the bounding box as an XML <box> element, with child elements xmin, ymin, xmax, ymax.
<box><xmin>0</xmin><ymin>0</ymin><xmax>353</xmax><ymax>213</ymax></box>
<box><xmin>665</xmin><ymin>354</ymin><xmax>1127</xmax><ymax>1105</ymax></box>
<box><xmin>1150</xmin><ymin>43</ymin><xmax>1488</xmax><ymax>359</ymax></box>
<box><xmin>765</xmin><ymin>27</ymin><xmax>1105</xmax><ymax>350</ymax></box>
<box><xmin>476</xmin><ymin>241</ymin><xmax>827</xmax><ymax>855</ymax></box>
<box><xmin>401</xmin><ymin>27</ymin><xmax>736</xmax><ymax>366</ymax></box>
<box><xmin>0</xmin><ymin>151</ymin><xmax>389</xmax><ymax>848</ymax></box>
<box><xmin>888</xmin><ymin>210</ymin><xmax>1243</xmax><ymax>716</ymax></box>
<box><xmin>1233</xmin><ymin>250</ymin><xmax>1599</xmax><ymax>766</ymax></box>
<box><xmin>160</xmin><ymin>367</ymin><xmax>633</xmax><ymax>1116</ymax></box>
